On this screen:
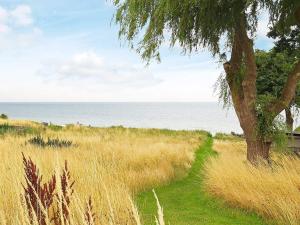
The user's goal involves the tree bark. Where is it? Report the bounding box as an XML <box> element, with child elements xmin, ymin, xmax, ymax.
<box><xmin>224</xmin><ymin>17</ymin><xmax>269</xmax><ymax>163</ymax></box>
<box><xmin>223</xmin><ymin>9</ymin><xmax>300</xmax><ymax>164</ymax></box>
<box><xmin>285</xmin><ymin>107</ymin><xmax>294</xmax><ymax>131</ymax></box>
<box><xmin>246</xmin><ymin>138</ymin><xmax>271</xmax><ymax>163</ymax></box>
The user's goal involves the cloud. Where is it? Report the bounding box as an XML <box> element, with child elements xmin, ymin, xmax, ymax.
<box><xmin>0</xmin><ymin>4</ymin><xmax>33</xmax><ymax>33</ymax></box>
<box><xmin>38</xmin><ymin>51</ymin><xmax>162</xmax><ymax>87</ymax></box>
<box><xmin>254</xmin><ymin>10</ymin><xmax>274</xmax><ymax>50</ymax></box>
<box><xmin>257</xmin><ymin>11</ymin><xmax>270</xmax><ymax>38</ymax></box>
<box><xmin>0</xmin><ymin>6</ymin><xmax>9</xmax><ymax>33</ymax></box>
<box><xmin>0</xmin><ymin>4</ymin><xmax>42</xmax><ymax>50</ymax></box>
<box><xmin>10</xmin><ymin>4</ymin><xmax>33</xmax><ymax>26</ymax></box>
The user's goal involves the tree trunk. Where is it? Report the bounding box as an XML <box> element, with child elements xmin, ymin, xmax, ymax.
<box><xmin>246</xmin><ymin>138</ymin><xmax>271</xmax><ymax>163</ymax></box>
<box><xmin>224</xmin><ymin>17</ymin><xmax>271</xmax><ymax>163</ymax></box>
<box><xmin>236</xmin><ymin>102</ymin><xmax>271</xmax><ymax>163</ymax></box>
<box><xmin>223</xmin><ymin>10</ymin><xmax>300</xmax><ymax>164</ymax></box>
<box><xmin>285</xmin><ymin>107</ymin><xmax>294</xmax><ymax>131</ymax></box>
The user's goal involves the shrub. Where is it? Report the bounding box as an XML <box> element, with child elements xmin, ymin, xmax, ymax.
<box><xmin>0</xmin><ymin>124</ymin><xmax>11</xmax><ymax>135</ymax></box>
<box><xmin>48</xmin><ymin>124</ymin><xmax>63</xmax><ymax>131</ymax></box>
<box><xmin>0</xmin><ymin>114</ymin><xmax>8</xmax><ymax>119</ymax></box>
<box><xmin>214</xmin><ymin>132</ymin><xmax>244</xmax><ymax>141</ymax></box>
<box><xmin>28</xmin><ymin>135</ymin><xmax>73</xmax><ymax>148</ymax></box>
<box><xmin>0</xmin><ymin>123</ymin><xmax>38</xmax><ymax>136</ymax></box>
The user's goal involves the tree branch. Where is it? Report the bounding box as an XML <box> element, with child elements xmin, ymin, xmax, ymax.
<box><xmin>223</xmin><ymin>25</ymin><xmax>244</xmax><ymax>119</ymax></box>
<box><xmin>239</xmin><ymin>19</ymin><xmax>257</xmax><ymax>108</ymax></box>
<box><xmin>269</xmin><ymin>60</ymin><xmax>300</xmax><ymax>115</ymax></box>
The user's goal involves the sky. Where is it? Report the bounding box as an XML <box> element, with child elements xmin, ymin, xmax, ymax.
<box><xmin>0</xmin><ymin>0</ymin><xmax>274</xmax><ymax>102</ymax></box>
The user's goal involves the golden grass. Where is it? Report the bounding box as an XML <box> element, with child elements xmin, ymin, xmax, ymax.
<box><xmin>0</xmin><ymin>119</ymin><xmax>203</xmax><ymax>225</ymax></box>
<box><xmin>204</xmin><ymin>140</ymin><xmax>300</xmax><ymax>225</ymax></box>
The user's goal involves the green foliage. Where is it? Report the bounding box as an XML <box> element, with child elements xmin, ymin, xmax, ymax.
<box><xmin>256</xmin><ymin>49</ymin><xmax>299</xmax><ymax>105</ymax></box>
<box><xmin>137</xmin><ymin>137</ymin><xmax>266</xmax><ymax>225</ymax></box>
<box><xmin>113</xmin><ymin>0</ymin><xmax>299</xmax><ymax>153</ymax></box>
<box><xmin>214</xmin><ymin>73</ymin><xmax>232</xmax><ymax>109</ymax></box>
<box><xmin>268</xmin><ymin>26</ymin><xmax>300</xmax><ymax>55</ymax></box>
<box><xmin>256</xmin><ymin>26</ymin><xmax>300</xmax><ymax>131</ymax></box>
<box><xmin>113</xmin><ymin>0</ymin><xmax>265</xmax><ymax>62</ymax></box>
<box><xmin>48</xmin><ymin>124</ymin><xmax>63</xmax><ymax>131</ymax></box>
<box><xmin>0</xmin><ymin>114</ymin><xmax>8</xmax><ymax>119</ymax></box>
<box><xmin>214</xmin><ymin>132</ymin><xmax>244</xmax><ymax>141</ymax></box>
<box><xmin>113</xmin><ymin>0</ymin><xmax>299</xmax><ymax>63</ymax></box>
<box><xmin>0</xmin><ymin>124</ymin><xmax>12</xmax><ymax>135</ymax></box>
<box><xmin>268</xmin><ymin>0</ymin><xmax>300</xmax><ymax>35</ymax></box>
<box><xmin>255</xmin><ymin>95</ymin><xmax>288</xmax><ymax>150</ymax></box>
<box><xmin>28</xmin><ymin>135</ymin><xmax>73</xmax><ymax>148</ymax></box>
<box><xmin>0</xmin><ymin>124</ymin><xmax>39</xmax><ymax>136</ymax></box>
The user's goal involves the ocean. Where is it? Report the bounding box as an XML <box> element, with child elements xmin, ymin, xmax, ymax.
<box><xmin>0</xmin><ymin>102</ymin><xmax>242</xmax><ymax>134</ymax></box>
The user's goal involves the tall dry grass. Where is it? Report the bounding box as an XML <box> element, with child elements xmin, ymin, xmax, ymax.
<box><xmin>0</xmin><ymin>119</ymin><xmax>203</xmax><ymax>225</ymax></box>
<box><xmin>204</xmin><ymin>140</ymin><xmax>300</xmax><ymax>225</ymax></box>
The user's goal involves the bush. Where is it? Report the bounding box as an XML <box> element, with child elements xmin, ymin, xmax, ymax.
<box><xmin>48</xmin><ymin>124</ymin><xmax>63</xmax><ymax>131</ymax></box>
<box><xmin>214</xmin><ymin>132</ymin><xmax>244</xmax><ymax>141</ymax></box>
<box><xmin>28</xmin><ymin>135</ymin><xmax>73</xmax><ymax>148</ymax></box>
<box><xmin>0</xmin><ymin>124</ymin><xmax>38</xmax><ymax>136</ymax></box>
<box><xmin>0</xmin><ymin>114</ymin><xmax>8</xmax><ymax>119</ymax></box>
<box><xmin>0</xmin><ymin>124</ymin><xmax>11</xmax><ymax>135</ymax></box>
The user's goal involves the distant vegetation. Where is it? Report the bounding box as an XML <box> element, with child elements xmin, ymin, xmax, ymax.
<box><xmin>27</xmin><ymin>135</ymin><xmax>73</xmax><ymax>148</ymax></box>
<box><xmin>214</xmin><ymin>132</ymin><xmax>244</xmax><ymax>141</ymax></box>
<box><xmin>0</xmin><ymin>113</ymin><xmax>8</xmax><ymax>119</ymax></box>
<box><xmin>47</xmin><ymin>123</ymin><xmax>63</xmax><ymax>131</ymax></box>
<box><xmin>0</xmin><ymin>123</ymin><xmax>39</xmax><ymax>136</ymax></box>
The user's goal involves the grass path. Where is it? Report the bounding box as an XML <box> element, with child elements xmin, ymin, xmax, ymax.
<box><xmin>137</xmin><ymin>135</ymin><xmax>268</xmax><ymax>225</ymax></box>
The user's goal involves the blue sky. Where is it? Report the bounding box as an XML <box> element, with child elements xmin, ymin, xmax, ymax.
<box><xmin>0</xmin><ymin>0</ymin><xmax>273</xmax><ymax>102</ymax></box>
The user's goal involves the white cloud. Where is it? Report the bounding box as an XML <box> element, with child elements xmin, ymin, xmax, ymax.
<box><xmin>15</xmin><ymin>27</ymin><xmax>42</xmax><ymax>47</ymax></box>
<box><xmin>10</xmin><ymin>4</ymin><xmax>33</xmax><ymax>26</ymax></box>
<box><xmin>0</xmin><ymin>6</ymin><xmax>8</xmax><ymax>22</ymax></box>
<box><xmin>257</xmin><ymin>11</ymin><xmax>270</xmax><ymax>38</ymax></box>
<box><xmin>0</xmin><ymin>4</ymin><xmax>41</xmax><ymax>50</ymax></box>
<box><xmin>38</xmin><ymin>51</ymin><xmax>162</xmax><ymax>87</ymax></box>
<box><xmin>0</xmin><ymin>4</ymin><xmax>34</xmax><ymax>32</ymax></box>
<box><xmin>0</xmin><ymin>6</ymin><xmax>9</xmax><ymax>33</ymax></box>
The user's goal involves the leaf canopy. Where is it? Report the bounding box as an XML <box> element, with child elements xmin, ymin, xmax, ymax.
<box><xmin>113</xmin><ymin>0</ymin><xmax>300</xmax><ymax>62</ymax></box>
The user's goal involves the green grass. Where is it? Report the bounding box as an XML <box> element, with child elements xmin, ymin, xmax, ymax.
<box><xmin>137</xmin><ymin>135</ymin><xmax>268</xmax><ymax>225</ymax></box>
<box><xmin>0</xmin><ymin>123</ymin><xmax>40</xmax><ymax>136</ymax></box>
<box><xmin>48</xmin><ymin>124</ymin><xmax>63</xmax><ymax>131</ymax></box>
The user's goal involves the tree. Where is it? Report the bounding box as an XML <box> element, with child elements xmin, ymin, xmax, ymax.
<box><xmin>256</xmin><ymin>48</ymin><xmax>300</xmax><ymax>131</ymax></box>
<box><xmin>113</xmin><ymin>0</ymin><xmax>300</xmax><ymax>163</ymax></box>
<box><xmin>267</xmin><ymin>26</ymin><xmax>300</xmax><ymax>130</ymax></box>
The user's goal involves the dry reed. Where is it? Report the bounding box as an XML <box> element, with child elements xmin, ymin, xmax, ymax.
<box><xmin>0</xmin><ymin>119</ymin><xmax>203</xmax><ymax>225</ymax></box>
<box><xmin>204</xmin><ymin>140</ymin><xmax>300</xmax><ymax>225</ymax></box>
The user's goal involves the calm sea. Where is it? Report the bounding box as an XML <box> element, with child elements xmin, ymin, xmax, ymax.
<box><xmin>0</xmin><ymin>102</ymin><xmax>242</xmax><ymax>134</ymax></box>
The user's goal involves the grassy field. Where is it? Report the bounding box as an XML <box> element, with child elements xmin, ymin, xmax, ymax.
<box><xmin>204</xmin><ymin>139</ymin><xmax>300</xmax><ymax>225</ymax></box>
<box><xmin>137</xmin><ymin>136</ymin><xmax>266</xmax><ymax>225</ymax></box>
<box><xmin>0</xmin><ymin>119</ymin><xmax>204</xmax><ymax>225</ymax></box>
<box><xmin>1</xmin><ymin>118</ymin><xmax>295</xmax><ymax>225</ymax></box>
